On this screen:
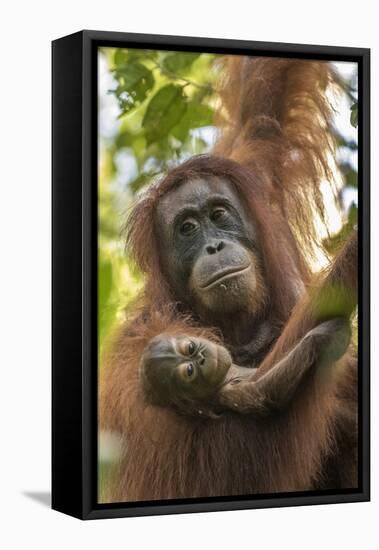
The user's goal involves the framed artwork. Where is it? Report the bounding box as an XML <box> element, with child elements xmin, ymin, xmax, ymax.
<box><xmin>52</xmin><ymin>30</ymin><xmax>370</xmax><ymax>519</ymax></box>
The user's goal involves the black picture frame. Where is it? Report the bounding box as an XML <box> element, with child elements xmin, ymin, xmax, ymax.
<box><xmin>52</xmin><ymin>30</ymin><xmax>370</xmax><ymax>520</ymax></box>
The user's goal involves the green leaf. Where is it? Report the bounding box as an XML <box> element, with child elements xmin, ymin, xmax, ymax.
<box><xmin>128</xmin><ymin>49</ymin><xmax>158</xmax><ymax>62</ymax></box>
<box><xmin>142</xmin><ymin>84</ymin><xmax>187</xmax><ymax>144</ymax></box>
<box><xmin>314</xmin><ymin>282</ymin><xmax>357</xmax><ymax>320</ymax></box>
<box><xmin>114</xmin><ymin>48</ymin><xmax>157</xmax><ymax>66</ymax></box>
<box><xmin>350</xmin><ymin>102</ymin><xmax>358</xmax><ymax>128</ymax></box>
<box><xmin>172</xmin><ymin>102</ymin><xmax>214</xmax><ymax>141</ymax></box>
<box><xmin>348</xmin><ymin>202</ymin><xmax>358</xmax><ymax>226</ymax></box>
<box><xmin>113</xmin><ymin>63</ymin><xmax>155</xmax><ymax>114</ymax></box>
<box><xmin>114</xmin><ymin>131</ymin><xmax>135</xmax><ymax>149</ymax></box>
<box><xmin>345</xmin><ymin>169</ymin><xmax>357</xmax><ymax>189</ymax></box>
<box><xmin>339</xmin><ymin>162</ymin><xmax>357</xmax><ymax>189</ymax></box>
<box><xmin>162</xmin><ymin>52</ymin><xmax>200</xmax><ymax>73</ymax></box>
<box><xmin>113</xmin><ymin>49</ymin><xmax>128</xmax><ymax>66</ymax></box>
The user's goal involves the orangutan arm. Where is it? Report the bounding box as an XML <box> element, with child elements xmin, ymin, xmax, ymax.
<box><xmin>218</xmin><ymin>317</ymin><xmax>351</xmax><ymax>414</ymax></box>
<box><xmin>218</xmin><ymin>232</ymin><xmax>357</xmax><ymax>414</ymax></box>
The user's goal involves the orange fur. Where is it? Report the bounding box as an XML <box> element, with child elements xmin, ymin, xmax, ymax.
<box><xmin>215</xmin><ymin>56</ymin><xmax>340</xmax><ymax>259</ymax></box>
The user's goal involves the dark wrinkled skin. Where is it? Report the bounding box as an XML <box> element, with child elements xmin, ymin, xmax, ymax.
<box><xmin>155</xmin><ymin>177</ymin><xmax>265</xmax><ymax>319</ymax></box>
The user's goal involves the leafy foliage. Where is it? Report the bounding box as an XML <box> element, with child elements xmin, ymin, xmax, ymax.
<box><xmin>142</xmin><ymin>84</ymin><xmax>187</xmax><ymax>144</ymax></box>
<box><xmin>162</xmin><ymin>52</ymin><xmax>200</xmax><ymax>73</ymax></box>
<box><xmin>113</xmin><ymin>62</ymin><xmax>155</xmax><ymax>113</ymax></box>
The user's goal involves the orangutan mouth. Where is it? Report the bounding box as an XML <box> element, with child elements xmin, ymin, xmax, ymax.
<box><xmin>200</xmin><ymin>264</ymin><xmax>251</xmax><ymax>290</ymax></box>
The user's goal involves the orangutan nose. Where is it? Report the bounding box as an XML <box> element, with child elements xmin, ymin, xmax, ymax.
<box><xmin>198</xmin><ymin>352</ymin><xmax>205</xmax><ymax>366</ymax></box>
<box><xmin>206</xmin><ymin>240</ymin><xmax>225</xmax><ymax>255</ymax></box>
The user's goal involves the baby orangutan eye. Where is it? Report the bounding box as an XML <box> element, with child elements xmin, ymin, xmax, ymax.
<box><xmin>188</xmin><ymin>341</ymin><xmax>196</xmax><ymax>355</ymax></box>
<box><xmin>177</xmin><ymin>362</ymin><xmax>196</xmax><ymax>382</ymax></box>
<box><xmin>179</xmin><ymin>339</ymin><xmax>197</xmax><ymax>356</ymax></box>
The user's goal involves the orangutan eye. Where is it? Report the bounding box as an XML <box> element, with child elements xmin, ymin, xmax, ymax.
<box><xmin>177</xmin><ymin>361</ymin><xmax>196</xmax><ymax>382</ymax></box>
<box><xmin>211</xmin><ymin>208</ymin><xmax>227</xmax><ymax>222</ymax></box>
<box><xmin>180</xmin><ymin>220</ymin><xmax>197</xmax><ymax>235</ymax></box>
<box><xmin>188</xmin><ymin>341</ymin><xmax>196</xmax><ymax>355</ymax></box>
<box><xmin>186</xmin><ymin>363</ymin><xmax>194</xmax><ymax>377</ymax></box>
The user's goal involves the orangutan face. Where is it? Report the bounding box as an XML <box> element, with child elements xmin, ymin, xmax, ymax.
<box><xmin>155</xmin><ymin>177</ymin><xmax>266</xmax><ymax>317</ymax></box>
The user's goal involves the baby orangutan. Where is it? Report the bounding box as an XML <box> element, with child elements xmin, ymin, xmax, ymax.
<box><xmin>141</xmin><ymin>318</ymin><xmax>351</xmax><ymax>418</ymax></box>
<box><xmin>141</xmin><ymin>335</ymin><xmax>250</xmax><ymax>417</ymax></box>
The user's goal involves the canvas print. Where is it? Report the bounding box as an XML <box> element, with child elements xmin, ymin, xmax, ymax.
<box><xmin>97</xmin><ymin>47</ymin><xmax>358</xmax><ymax>504</ymax></box>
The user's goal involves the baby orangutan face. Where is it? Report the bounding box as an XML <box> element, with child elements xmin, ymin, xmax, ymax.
<box><xmin>141</xmin><ymin>335</ymin><xmax>232</xmax><ymax>412</ymax></box>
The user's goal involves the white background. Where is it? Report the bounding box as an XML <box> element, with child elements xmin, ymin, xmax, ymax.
<box><xmin>0</xmin><ymin>1</ymin><xmax>377</xmax><ymax>548</ymax></box>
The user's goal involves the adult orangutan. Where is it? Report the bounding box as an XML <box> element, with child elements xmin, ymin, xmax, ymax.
<box><xmin>99</xmin><ymin>57</ymin><xmax>358</xmax><ymax>502</ymax></box>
